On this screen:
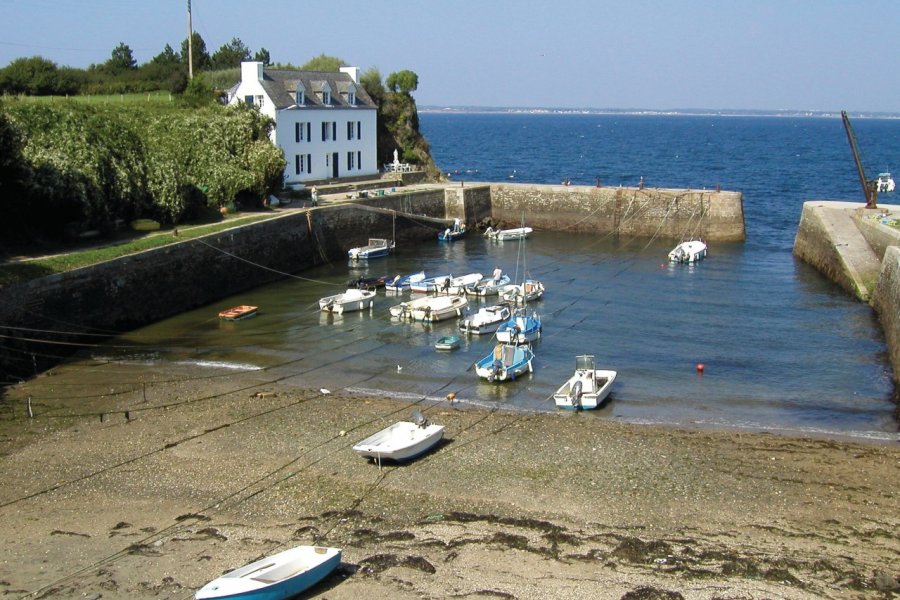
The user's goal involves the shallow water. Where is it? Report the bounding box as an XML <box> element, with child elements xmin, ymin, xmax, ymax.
<box><xmin>61</xmin><ymin>114</ymin><xmax>900</xmax><ymax>441</ymax></box>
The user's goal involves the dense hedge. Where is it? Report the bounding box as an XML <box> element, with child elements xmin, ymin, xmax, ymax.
<box><xmin>0</xmin><ymin>100</ymin><xmax>285</xmax><ymax>240</ymax></box>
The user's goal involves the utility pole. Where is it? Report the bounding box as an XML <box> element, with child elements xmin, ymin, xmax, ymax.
<box><xmin>187</xmin><ymin>0</ymin><xmax>193</xmax><ymax>80</ymax></box>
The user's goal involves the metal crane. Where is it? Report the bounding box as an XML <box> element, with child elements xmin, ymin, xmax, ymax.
<box><xmin>841</xmin><ymin>110</ymin><xmax>878</xmax><ymax>209</ymax></box>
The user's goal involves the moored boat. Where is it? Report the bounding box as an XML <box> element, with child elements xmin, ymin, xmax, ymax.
<box><xmin>438</xmin><ymin>218</ymin><xmax>467</xmax><ymax>242</ymax></box>
<box><xmin>877</xmin><ymin>172</ymin><xmax>895</xmax><ymax>193</ymax></box>
<box><xmin>444</xmin><ymin>272</ymin><xmax>483</xmax><ymax>295</ymax></box>
<box><xmin>385</xmin><ymin>271</ymin><xmax>426</xmax><ymax>292</ymax></box>
<box><xmin>194</xmin><ymin>545</ymin><xmax>341</xmax><ymax>600</ymax></box>
<box><xmin>475</xmin><ymin>343</ymin><xmax>535</xmax><ymax>382</ymax></box>
<box><xmin>434</xmin><ymin>335</ymin><xmax>461</xmax><ymax>351</ymax></box>
<box><xmin>495</xmin><ymin>308</ymin><xmax>542</xmax><ymax>344</ymax></box>
<box><xmin>459</xmin><ymin>304</ymin><xmax>512</xmax><ymax>335</ymax></box>
<box><xmin>410</xmin><ymin>274</ymin><xmax>452</xmax><ymax>294</ymax></box>
<box><xmin>465</xmin><ymin>271</ymin><xmax>511</xmax><ymax>297</ymax></box>
<box><xmin>348</xmin><ymin>238</ymin><xmax>394</xmax><ymax>261</ymax></box>
<box><xmin>352</xmin><ymin>415</ymin><xmax>444</xmax><ymax>462</ymax></box>
<box><xmin>484</xmin><ymin>226</ymin><xmax>533</xmax><ymax>241</ymax></box>
<box><xmin>218</xmin><ymin>305</ymin><xmax>258</xmax><ymax>321</ymax></box>
<box><xmin>349</xmin><ymin>274</ymin><xmax>389</xmax><ymax>290</ymax></box>
<box><xmin>553</xmin><ymin>355</ymin><xmax>617</xmax><ymax>410</ymax></box>
<box><xmin>668</xmin><ymin>239</ymin><xmax>707</xmax><ymax>263</ymax></box>
<box><xmin>500</xmin><ymin>279</ymin><xmax>545</xmax><ymax>305</ymax></box>
<box><xmin>389</xmin><ymin>294</ymin><xmax>468</xmax><ymax>322</ymax></box>
<box><xmin>318</xmin><ymin>288</ymin><xmax>376</xmax><ymax>314</ymax></box>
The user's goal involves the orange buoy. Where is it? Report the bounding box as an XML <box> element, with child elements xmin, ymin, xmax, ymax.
<box><xmin>696</xmin><ymin>363</ymin><xmax>705</xmax><ymax>374</ymax></box>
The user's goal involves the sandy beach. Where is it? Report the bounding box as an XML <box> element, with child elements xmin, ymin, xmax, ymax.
<box><xmin>0</xmin><ymin>367</ymin><xmax>897</xmax><ymax>600</ymax></box>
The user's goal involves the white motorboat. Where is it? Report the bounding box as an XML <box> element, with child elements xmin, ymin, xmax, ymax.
<box><xmin>553</xmin><ymin>355</ymin><xmax>617</xmax><ymax>410</ymax></box>
<box><xmin>389</xmin><ymin>294</ymin><xmax>468</xmax><ymax>322</ymax></box>
<box><xmin>459</xmin><ymin>304</ymin><xmax>512</xmax><ymax>335</ymax></box>
<box><xmin>668</xmin><ymin>239</ymin><xmax>707</xmax><ymax>263</ymax></box>
<box><xmin>352</xmin><ymin>415</ymin><xmax>444</xmax><ymax>462</ymax></box>
<box><xmin>318</xmin><ymin>288</ymin><xmax>375</xmax><ymax>314</ymax></box>
<box><xmin>877</xmin><ymin>172</ymin><xmax>895</xmax><ymax>193</ymax></box>
<box><xmin>465</xmin><ymin>274</ymin><xmax>511</xmax><ymax>297</ymax></box>
<box><xmin>348</xmin><ymin>238</ymin><xmax>394</xmax><ymax>261</ymax></box>
<box><xmin>500</xmin><ymin>279</ymin><xmax>545</xmax><ymax>305</ymax></box>
<box><xmin>484</xmin><ymin>226</ymin><xmax>533</xmax><ymax>241</ymax></box>
<box><xmin>195</xmin><ymin>545</ymin><xmax>341</xmax><ymax>600</ymax></box>
<box><xmin>443</xmin><ymin>272</ymin><xmax>483</xmax><ymax>295</ymax></box>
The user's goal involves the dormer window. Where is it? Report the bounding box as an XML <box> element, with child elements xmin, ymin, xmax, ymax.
<box><xmin>295</xmin><ymin>82</ymin><xmax>305</xmax><ymax>105</ymax></box>
<box><xmin>347</xmin><ymin>84</ymin><xmax>356</xmax><ymax>106</ymax></box>
<box><xmin>321</xmin><ymin>81</ymin><xmax>332</xmax><ymax>106</ymax></box>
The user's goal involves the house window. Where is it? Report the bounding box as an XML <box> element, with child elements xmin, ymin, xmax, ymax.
<box><xmin>325</xmin><ymin>154</ymin><xmax>330</xmax><ymax>167</ymax></box>
<box><xmin>347</xmin><ymin>151</ymin><xmax>355</xmax><ymax>170</ymax></box>
<box><xmin>331</xmin><ymin>121</ymin><xmax>337</xmax><ymax>141</ymax></box>
<box><xmin>357</xmin><ymin>121</ymin><xmax>361</xmax><ymax>140</ymax></box>
<box><xmin>347</xmin><ymin>121</ymin><xmax>354</xmax><ymax>140</ymax></box>
<box><xmin>306</xmin><ymin>153</ymin><xmax>312</xmax><ymax>173</ymax></box>
<box><xmin>244</xmin><ymin>95</ymin><xmax>254</xmax><ymax>107</ymax></box>
<box><xmin>295</xmin><ymin>154</ymin><xmax>301</xmax><ymax>175</ymax></box>
<box><xmin>256</xmin><ymin>95</ymin><xmax>264</xmax><ymax>107</ymax></box>
<box><xmin>323</xmin><ymin>90</ymin><xmax>331</xmax><ymax>105</ymax></box>
<box><xmin>321</xmin><ymin>122</ymin><xmax>328</xmax><ymax>142</ymax></box>
<box><xmin>348</xmin><ymin>90</ymin><xmax>356</xmax><ymax>105</ymax></box>
<box><xmin>295</xmin><ymin>123</ymin><xmax>301</xmax><ymax>143</ymax></box>
<box><xmin>357</xmin><ymin>151</ymin><xmax>362</xmax><ymax>170</ymax></box>
<box><xmin>306</xmin><ymin>122</ymin><xmax>311</xmax><ymax>142</ymax></box>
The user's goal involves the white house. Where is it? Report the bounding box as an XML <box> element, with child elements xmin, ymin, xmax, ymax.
<box><xmin>229</xmin><ymin>61</ymin><xmax>378</xmax><ymax>187</ymax></box>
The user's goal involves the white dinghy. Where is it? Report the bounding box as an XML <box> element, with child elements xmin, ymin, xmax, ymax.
<box><xmin>352</xmin><ymin>412</ymin><xmax>444</xmax><ymax>462</ymax></box>
<box><xmin>553</xmin><ymin>355</ymin><xmax>617</xmax><ymax>410</ymax></box>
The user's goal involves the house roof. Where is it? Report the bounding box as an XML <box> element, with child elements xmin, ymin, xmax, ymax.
<box><xmin>260</xmin><ymin>69</ymin><xmax>377</xmax><ymax>110</ymax></box>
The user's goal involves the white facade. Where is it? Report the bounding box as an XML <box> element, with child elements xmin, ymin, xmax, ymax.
<box><xmin>229</xmin><ymin>62</ymin><xmax>378</xmax><ymax>187</ymax></box>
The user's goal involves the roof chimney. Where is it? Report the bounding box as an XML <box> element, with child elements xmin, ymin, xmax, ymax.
<box><xmin>242</xmin><ymin>61</ymin><xmax>264</xmax><ymax>82</ymax></box>
<box><xmin>340</xmin><ymin>66</ymin><xmax>360</xmax><ymax>83</ymax></box>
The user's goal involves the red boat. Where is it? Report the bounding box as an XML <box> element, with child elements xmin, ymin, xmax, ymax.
<box><xmin>218</xmin><ymin>305</ymin><xmax>258</xmax><ymax>320</ymax></box>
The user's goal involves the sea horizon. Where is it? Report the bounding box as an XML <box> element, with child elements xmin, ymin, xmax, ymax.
<box><xmin>418</xmin><ymin>105</ymin><xmax>900</xmax><ymax>119</ymax></box>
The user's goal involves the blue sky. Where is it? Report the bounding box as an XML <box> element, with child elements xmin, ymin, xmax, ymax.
<box><xmin>1</xmin><ymin>0</ymin><xmax>898</xmax><ymax>112</ymax></box>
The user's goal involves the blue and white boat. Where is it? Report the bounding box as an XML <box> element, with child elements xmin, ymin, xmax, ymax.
<box><xmin>410</xmin><ymin>274</ymin><xmax>452</xmax><ymax>294</ymax></box>
<box><xmin>475</xmin><ymin>343</ymin><xmax>535</xmax><ymax>382</ymax></box>
<box><xmin>444</xmin><ymin>272</ymin><xmax>483</xmax><ymax>295</ymax></box>
<box><xmin>464</xmin><ymin>272</ymin><xmax>511</xmax><ymax>297</ymax></box>
<box><xmin>195</xmin><ymin>545</ymin><xmax>341</xmax><ymax>600</ymax></box>
<box><xmin>348</xmin><ymin>238</ymin><xmax>394</xmax><ymax>261</ymax></box>
<box><xmin>495</xmin><ymin>308</ymin><xmax>542</xmax><ymax>344</ymax></box>
<box><xmin>500</xmin><ymin>279</ymin><xmax>545</xmax><ymax>305</ymax></box>
<box><xmin>438</xmin><ymin>218</ymin><xmax>467</xmax><ymax>242</ymax></box>
<box><xmin>385</xmin><ymin>271</ymin><xmax>426</xmax><ymax>292</ymax></box>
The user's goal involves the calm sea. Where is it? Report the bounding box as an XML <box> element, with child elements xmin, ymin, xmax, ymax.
<box><xmin>98</xmin><ymin>113</ymin><xmax>900</xmax><ymax>440</ymax></box>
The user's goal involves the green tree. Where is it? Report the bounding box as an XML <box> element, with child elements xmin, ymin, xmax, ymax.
<box><xmin>105</xmin><ymin>42</ymin><xmax>137</xmax><ymax>73</ymax></box>
<box><xmin>359</xmin><ymin>66</ymin><xmax>385</xmax><ymax>105</ymax></box>
<box><xmin>253</xmin><ymin>47</ymin><xmax>271</xmax><ymax>65</ymax></box>
<box><xmin>150</xmin><ymin>44</ymin><xmax>180</xmax><ymax>67</ymax></box>
<box><xmin>178</xmin><ymin>76</ymin><xmax>217</xmax><ymax>108</ymax></box>
<box><xmin>299</xmin><ymin>54</ymin><xmax>344</xmax><ymax>72</ymax></box>
<box><xmin>180</xmin><ymin>32</ymin><xmax>211</xmax><ymax>73</ymax></box>
<box><xmin>211</xmin><ymin>37</ymin><xmax>250</xmax><ymax>70</ymax></box>
<box><xmin>0</xmin><ymin>56</ymin><xmax>79</xmax><ymax>95</ymax></box>
<box><xmin>0</xmin><ymin>107</ymin><xmax>32</xmax><ymax>239</ymax></box>
<box><xmin>386</xmin><ymin>69</ymin><xmax>418</xmax><ymax>94</ymax></box>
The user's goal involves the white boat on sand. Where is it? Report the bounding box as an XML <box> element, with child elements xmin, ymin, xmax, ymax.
<box><xmin>194</xmin><ymin>545</ymin><xmax>341</xmax><ymax>600</ymax></box>
<box><xmin>553</xmin><ymin>355</ymin><xmax>617</xmax><ymax>410</ymax></box>
<box><xmin>668</xmin><ymin>239</ymin><xmax>707</xmax><ymax>263</ymax></box>
<box><xmin>318</xmin><ymin>288</ymin><xmax>375</xmax><ymax>314</ymax></box>
<box><xmin>390</xmin><ymin>294</ymin><xmax>468</xmax><ymax>322</ymax></box>
<box><xmin>352</xmin><ymin>414</ymin><xmax>444</xmax><ymax>462</ymax></box>
<box><xmin>484</xmin><ymin>226</ymin><xmax>533</xmax><ymax>241</ymax></box>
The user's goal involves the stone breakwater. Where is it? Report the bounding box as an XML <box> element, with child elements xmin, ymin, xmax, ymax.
<box><xmin>793</xmin><ymin>201</ymin><xmax>900</xmax><ymax>390</ymax></box>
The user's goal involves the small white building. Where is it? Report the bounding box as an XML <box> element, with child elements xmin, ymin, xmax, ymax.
<box><xmin>229</xmin><ymin>61</ymin><xmax>378</xmax><ymax>187</ymax></box>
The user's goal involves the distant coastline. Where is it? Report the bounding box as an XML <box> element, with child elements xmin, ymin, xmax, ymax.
<box><xmin>418</xmin><ymin>106</ymin><xmax>900</xmax><ymax>119</ymax></box>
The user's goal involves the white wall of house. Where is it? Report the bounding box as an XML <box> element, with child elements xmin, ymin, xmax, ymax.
<box><xmin>229</xmin><ymin>62</ymin><xmax>378</xmax><ymax>187</ymax></box>
<box><xmin>275</xmin><ymin>109</ymin><xmax>377</xmax><ymax>184</ymax></box>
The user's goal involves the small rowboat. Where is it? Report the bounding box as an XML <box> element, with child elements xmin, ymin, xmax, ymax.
<box><xmin>434</xmin><ymin>335</ymin><xmax>461</xmax><ymax>351</ymax></box>
<box><xmin>195</xmin><ymin>545</ymin><xmax>341</xmax><ymax>600</ymax></box>
<box><xmin>218</xmin><ymin>305</ymin><xmax>258</xmax><ymax>321</ymax></box>
<box><xmin>352</xmin><ymin>415</ymin><xmax>444</xmax><ymax>462</ymax></box>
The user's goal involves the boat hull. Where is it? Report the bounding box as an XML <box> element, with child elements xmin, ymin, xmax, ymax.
<box><xmin>195</xmin><ymin>545</ymin><xmax>341</xmax><ymax>600</ymax></box>
<box><xmin>390</xmin><ymin>296</ymin><xmax>468</xmax><ymax>322</ymax></box>
<box><xmin>352</xmin><ymin>422</ymin><xmax>445</xmax><ymax>461</ymax></box>
<box><xmin>218</xmin><ymin>305</ymin><xmax>258</xmax><ymax>321</ymax></box>
<box><xmin>553</xmin><ymin>369</ymin><xmax>617</xmax><ymax>410</ymax></box>
<box><xmin>319</xmin><ymin>289</ymin><xmax>375</xmax><ymax>314</ymax></box>
<box><xmin>434</xmin><ymin>335</ymin><xmax>461</xmax><ymax>351</ymax></box>
<box><xmin>495</xmin><ymin>313</ymin><xmax>542</xmax><ymax>344</ymax></box>
<box><xmin>668</xmin><ymin>240</ymin><xmax>707</xmax><ymax>263</ymax></box>
<box><xmin>475</xmin><ymin>345</ymin><xmax>535</xmax><ymax>382</ymax></box>
<box><xmin>459</xmin><ymin>305</ymin><xmax>511</xmax><ymax>335</ymax></box>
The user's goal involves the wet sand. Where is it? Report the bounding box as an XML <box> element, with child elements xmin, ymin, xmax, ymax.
<box><xmin>0</xmin><ymin>370</ymin><xmax>898</xmax><ymax>599</ymax></box>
